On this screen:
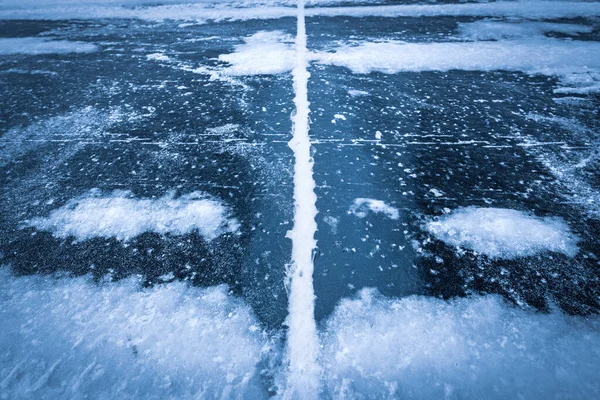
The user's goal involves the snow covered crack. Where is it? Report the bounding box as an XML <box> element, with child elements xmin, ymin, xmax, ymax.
<box><xmin>284</xmin><ymin>0</ymin><xmax>322</xmax><ymax>397</ymax></box>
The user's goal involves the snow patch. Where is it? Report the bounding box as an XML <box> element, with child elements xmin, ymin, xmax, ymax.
<box><xmin>350</xmin><ymin>198</ymin><xmax>399</xmax><ymax>220</ymax></box>
<box><xmin>348</xmin><ymin>89</ymin><xmax>369</xmax><ymax>97</ymax></box>
<box><xmin>458</xmin><ymin>20</ymin><xmax>594</xmax><ymax>41</ymax></box>
<box><xmin>24</xmin><ymin>189</ymin><xmax>240</xmax><ymax>242</ymax></box>
<box><xmin>219</xmin><ymin>31</ymin><xmax>295</xmax><ymax>76</ymax></box>
<box><xmin>323</xmin><ymin>215</ymin><xmax>339</xmax><ymax>234</ymax></box>
<box><xmin>315</xmin><ymin>38</ymin><xmax>600</xmax><ymax>93</ymax></box>
<box><xmin>316</xmin><ymin>38</ymin><xmax>600</xmax><ymax>76</ymax></box>
<box><xmin>428</xmin><ymin>188</ymin><xmax>444</xmax><ymax>197</ymax></box>
<box><xmin>146</xmin><ymin>52</ymin><xmax>169</xmax><ymax>61</ymax></box>
<box><xmin>426</xmin><ymin>207</ymin><xmax>579</xmax><ymax>259</ymax></box>
<box><xmin>0</xmin><ymin>268</ymin><xmax>268</xmax><ymax>398</ymax></box>
<box><xmin>321</xmin><ymin>289</ymin><xmax>600</xmax><ymax>399</ymax></box>
<box><xmin>0</xmin><ymin>37</ymin><xmax>97</xmax><ymax>55</ymax></box>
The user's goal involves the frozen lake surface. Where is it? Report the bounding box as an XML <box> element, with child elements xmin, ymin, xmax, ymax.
<box><xmin>1</xmin><ymin>0</ymin><xmax>600</xmax><ymax>398</ymax></box>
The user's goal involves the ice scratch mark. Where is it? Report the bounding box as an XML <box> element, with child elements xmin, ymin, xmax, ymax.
<box><xmin>284</xmin><ymin>0</ymin><xmax>321</xmax><ymax>398</ymax></box>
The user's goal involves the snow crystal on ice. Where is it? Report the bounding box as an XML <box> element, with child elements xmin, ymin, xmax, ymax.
<box><xmin>426</xmin><ymin>207</ymin><xmax>579</xmax><ymax>259</ymax></box>
<box><xmin>321</xmin><ymin>289</ymin><xmax>600</xmax><ymax>399</ymax></box>
<box><xmin>349</xmin><ymin>198</ymin><xmax>399</xmax><ymax>220</ymax></box>
<box><xmin>24</xmin><ymin>189</ymin><xmax>240</xmax><ymax>242</ymax></box>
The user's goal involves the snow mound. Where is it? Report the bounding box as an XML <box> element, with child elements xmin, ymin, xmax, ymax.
<box><xmin>321</xmin><ymin>289</ymin><xmax>600</xmax><ymax>399</ymax></box>
<box><xmin>425</xmin><ymin>207</ymin><xmax>578</xmax><ymax>259</ymax></box>
<box><xmin>349</xmin><ymin>198</ymin><xmax>399</xmax><ymax>220</ymax></box>
<box><xmin>0</xmin><ymin>37</ymin><xmax>97</xmax><ymax>55</ymax></box>
<box><xmin>24</xmin><ymin>189</ymin><xmax>240</xmax><ymax>242</ymax></box>
<box><xmin>219</xmin><ymin>31</ymin><xmax>295</xmax><ymax>76</ymax></box>
<box><xmin>0</xmin><ymin>268</ymin><xmax>268</xmax><ymax>398</ymax></box>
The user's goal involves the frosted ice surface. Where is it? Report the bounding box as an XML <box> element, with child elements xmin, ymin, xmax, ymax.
<box><xmin>0</xmin><ymin>268</ymin><xmax>268</xmax><ymax>398</ymax></box>
<box><xmin>425</xmin><ymin>207</ymin><xmax>579</xmax><ymax>259</ymax></box>
<box><xmin>321</xmin><ymin>289</ymin><xmax>600</xmax><ymax>399</ymax></box>
<box><xmin>219</xmin><ymin>31</ymin><xmax>295</xmax><ymax>76</ymax></box>
<box><xmin>0</xmin><ymin>107</ymin><xmax>127</xmax><ymax>167</ymax></box>
<box><xmin>0</xmin><ymin>37</ymin><xmax>97</xmax><ymax>55</ymax></box>
<box><xmin>24</xmin><ymin>189</ymin><xmax>241</xmax><ymax>242</ymax></box>
<box><xmin>349</xmin><ymin>198</ymin><xmax>399</xmax><ymax>220</ymax></box>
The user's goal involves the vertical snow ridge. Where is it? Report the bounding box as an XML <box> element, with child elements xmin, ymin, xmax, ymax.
<box><xmin>285</xmin><ymin>0</ymin><xmax>321</xmax><ymax>398</ymax></box>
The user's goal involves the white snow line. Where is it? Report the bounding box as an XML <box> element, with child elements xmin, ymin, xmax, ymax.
<box><xmin>284</xmin><ymin>0</ymin><xmax>321</xmax><ymax>398</ymax></box>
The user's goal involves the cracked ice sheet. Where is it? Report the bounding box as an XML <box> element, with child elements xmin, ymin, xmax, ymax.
<box><xmin>302</xmin><ymin>8</ymin><xmax>600</xmax><ymax>319</ymax></box>
<box><xmin>0</xmin><ymin>20</ymin><xmax>298</xmax><ymax>328</ymax></box>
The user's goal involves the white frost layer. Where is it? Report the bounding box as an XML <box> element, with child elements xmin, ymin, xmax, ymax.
<box><xmin>0</xmin><ymin>268</ymin><xmax>267</xmax><ymax>399</ymax></box>
<box><xmin>321</xmin><ymin>289</ymin><xmax>600</xmax><ymax>399</ymax></box>
<box><xmin>2</xmin><ymin>1</ymin><xmax>600</xmax><ymax>21</ymax></box>
<box><xmin>284</xmin><ymin>0</ymin><xmax>321</xmax><ymax>397</ymax></box>
<box><xmin>426</xmin><ymin>207</ymin><xmax>579</xmax><ymax>259</ymax></box>
<box><xmin>25</xmin><ymin>189</ymin><xmax>240</xmax><ymax>242</ymax></box>
<box><xmin>0</xmin><ymin>37</ymin><xmax>97</xmax><ymax>55</ymax></box>
<box><xmin>349</xmin><ymin>198</ymin><xmax>399</xmax><ymax>220</ymax></box>
<box><xmin>457</xmin><ymin>20</ymin><xmax>594</xmax><ymax>41</ymax></box>
<box><xmin>219</xmin><ymin>31</ymin><xmax>295</xmax><ymax>76</ymax></box>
